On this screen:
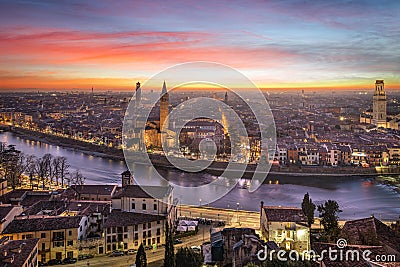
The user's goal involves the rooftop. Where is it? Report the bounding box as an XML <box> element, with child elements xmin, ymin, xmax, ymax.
<box><xmin>263</xmin><ymin>206</ymin><xmax>308</xmax><ymax>224</ymax></box>
<box><xmin>0</xmin><ymin>238</ymin><xmax>40</xmax><ymax>267</ymax></box>
<box><xmin>3</xmin><ymin>215</ymin><xmax>83</xmax><ymax>234</ymax></box>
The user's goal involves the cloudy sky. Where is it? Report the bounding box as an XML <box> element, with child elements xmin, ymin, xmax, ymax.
<box><xmin>0</xmin><ymin>0</ymin><xmax>399</xmax><ymax>90</ymax></box>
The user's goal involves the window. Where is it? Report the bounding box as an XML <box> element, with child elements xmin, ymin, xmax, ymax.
<box><xmin>42</xmin><ymin>243</ymin><xmax>46</xmax><ymax>251</ymax></box>
<box><xmin>124</xmin><ymin>243</ymin><xmax>128</xmax><ymax>249</ymax></box>
<box><xmin>67</xmin><ymin>251</ymin><xmax>73</xmax><ymax>258</ymax></box>
<box><xmin>132</xmin><ymin>203</ymin><xmax>136</xmax><ymax>209</ymax></box>
<box><xmin>148</xmin><ymin>222</ymin><xmax>151</xmax><ymax>229</ymax></box>
<box><xmin>134</xmin><ymin>233</ymin><xmax>138</xmax><ymax>240</ymax></box>
<box><xmin>143</xmin><ymin>239</ymin><xmax>146</xmax><ymax>246</ymax></box>
<box><xmin>124</xmin><ymin>234</ymin><xmax>128</xmax><ymax>239</ymax></box>
<box><xmin>157</xmin><ymin>220</ymin><xmax>160</xmax><ymax>225</ymax></box>
<box><xmin>68</xmin><ymin>230</ymin><xmax>72</xmax><ymax>236</ymax></box>
<box><xmin>134</xmin><ymin>225</ymin><xmax>138</xmax><ymax>231</ymax></box>
<box><xmin>124</xmin><ymin>226</ymin><xmax>128</xmax><ymax>232</ymax></box>
<box><xmin>134</xmin><ymin>241</ymin><xmax>138</xmax><ymax>246</ymax></box>
<box><xmin>67</xmin><ymin>240</ymin><xmax>73</xmax><ymax>246</ymax></box>
<box><xmin>107</xmin><ymin>244</ymin><xmax>111</xmax><ymax>251</ymax></box>
<box><xmin>142</xmin><ymin>203</ymin><xmax>147</xmax><ymax>210</ymax></box>
<box><xmin>156</xmin><ymin>228</ymin><xmax>161</xmax><ymax>236</ymax></box>
<box><xmin>107</xmin><ymin>228</ymin><xmax>111</xmax><ymax>234</ymax></box>
<box><xmin>41</xmin><ymin>233</ymin><xmax>46</xmax><ymax>238</ymax></box>
<box><xmin>143</xmin><ymin>232</ymin><xmax>146</xmax><ymax>238</ymax></box>
<box><xmin>153</xmin><ymin>204</ymin><xmax>157</xmax><ymax>211</ymax></box>
<box><xmin>143</xmin><ymin>224</ymin><xmax>146</xmax><ymax>230</ymax></box>
<box><xmin>147</xmin><ymin>230</ymin><xmax>151</xmax><ymax>238</ymax></box>
<box><xmin>157</xmin><ymin>237</ymin><xmax>160</xmax><ymax>244</ymax></box>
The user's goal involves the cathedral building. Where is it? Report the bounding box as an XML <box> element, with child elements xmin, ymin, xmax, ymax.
<box><xmin>144</xmin><ymin>81</ymin><xmax>175</xmax><ymax>150</ymax></box>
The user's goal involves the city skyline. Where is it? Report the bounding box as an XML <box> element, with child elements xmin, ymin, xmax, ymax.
<box><xmin>0</xmin><ymin>0</ymin><xmax>399</xmax><ymax>90</ymax></box>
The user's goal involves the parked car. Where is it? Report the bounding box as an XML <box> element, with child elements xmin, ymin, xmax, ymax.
<box><xmin>62</xmin><ymin>258</ymin><xmax>77</xmax><ymax>264</ymax></box>
<box><xmin>110</xmin><ymin>250</ymin><xmax>124</xmax><ymax>257</ymax></box>
<box><xmin>173</xmin><ymin>238</ymin><xmax>183</xmax><ymax>244</ymax></box>
<box><xmin>190</xmin><ymin>246</ymin><xmax>201</xmax><ymax>253</ymax></box>
<box><xmin>78</xmin><ymin>254</ymin><xmax>94</xmax><ymax>260</ymax></box>
<box><xmin>47</xmin><ymin>259</ymin><xmax>61</xmax><ymax>265</ymax></box>
<box><xmin>126</xmin><ymin>249</ymin><xmax>137</xmax><ymax>255</ymax></box>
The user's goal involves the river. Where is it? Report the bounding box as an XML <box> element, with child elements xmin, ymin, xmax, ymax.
<box><xmin>1</xmin><ymin>131</ymin><xmax>399</xmax><ymax>220</ymax></box>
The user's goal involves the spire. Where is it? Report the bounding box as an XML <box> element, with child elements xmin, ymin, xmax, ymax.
<box><xmin>162</xmin><ymin>80</ymin><xmax>167</xmax><ymax>94</ymax></box>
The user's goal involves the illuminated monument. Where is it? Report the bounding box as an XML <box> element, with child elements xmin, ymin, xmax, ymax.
<box><xmin>372</xmin><ymin>80</ymin><xmax>387</xmax><ymax>128</ymax></box>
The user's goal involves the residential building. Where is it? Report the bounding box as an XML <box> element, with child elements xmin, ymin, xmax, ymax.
<box><xmin>111</xmin><ymin>185</ymin><xmax>176</xmax><ymax>224</ymax></box>
<box><xmin>208</xmin><ymin>227</ymin><xmax>264</xmax><ymax>267</ymax></box>
<box><xmin>260</xmin><ymin>202</ymin><xmax>310</xmax><ymax>252</ymax></box>
<box><xmin>103</xmin><ymin>210</ymin><xmax>166</xmax><ymax>252</ymax></box>
<box><xmin>2</xmin><ymin>215</ymin><xmax>89</xmax><ymax>264</ymax></box>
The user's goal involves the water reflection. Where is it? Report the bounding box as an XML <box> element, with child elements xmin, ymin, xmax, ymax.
<box><xmin>0</xmin><ymin>132</ymin><xmax>399</xmax><ymax>220</ymax></box>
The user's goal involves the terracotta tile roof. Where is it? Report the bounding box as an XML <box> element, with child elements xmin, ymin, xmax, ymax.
<box><xmin>3</xmin><ymin>216</ymin><xmax>83</xmax><ymax>234</ymax></box>
<box><xmin>0</xmin><ymin>238</ymin><xmax>39</xmax><ymax>267</ymax></box>
<box><xmin>23</xmin><ymin>200</ymin><xmax>110</xmax><ymax>217</ymax></box>
<box><xmin>341</xmin><ymin>217</ymin><xmax>400</xmax><ymax>259</ymax></box>
<box><xmin>20</xmin><ymin>194</ymin><xmax>52</xmax><ymax>208</ymax></box>
<box><xmin>0</xmin><ymin>206</ymin><xmax>14</xmax><ymax>222</ymax></box>
<box><xmin>111</xmin><ymin>185</ymin><xmax>172</xmax><ymax>199</ymax></box>
<box><xmin>263</xmin><ymin>206</ymin><xmax>308</xmax><ymax>224</ymax></box>
<box><xmin>67</xmin><ymin>185</ymin><xmax>117</xmax><ymax>196</ymax></box>
<box><xmin>103</xmin><ymin>210</ymin><xmax>165</xmax><ymax>228</ymax></box>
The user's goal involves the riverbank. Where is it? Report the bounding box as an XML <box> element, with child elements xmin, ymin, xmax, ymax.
<box><xmin>8</xmin><ymin>127</ymin><xmax>400</xmax><ymax>178</ymax></box>
<box><xmin>10</xmin><ymin>127</ymin><xmax>125</xmax><ymax>161</ymax></box>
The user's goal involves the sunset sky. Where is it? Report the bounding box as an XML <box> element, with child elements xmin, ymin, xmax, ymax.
<box><xmin>0</xmin><ymin>0</ymin><xmax>399</xmax><ymax>90</ymax></box>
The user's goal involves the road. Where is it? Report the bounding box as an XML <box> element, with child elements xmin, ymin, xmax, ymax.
<box><xmin>61</xmin><ymin>225</ymin><xmax>211</xmax><ymax>267</ymax></box>
<box><xmin>179</xmin><ymin>205</ymin><xmax>261</xmax><ymax>229</ymax></box>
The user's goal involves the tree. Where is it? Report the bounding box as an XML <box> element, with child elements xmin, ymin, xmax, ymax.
<box><xmin>0</xmin><ymin>145</ymin><xmax>26</xmax><ymax>189</ymax></box>
<box><xmin>52</xmin><ymin>156</ymin><xmax>61</xmax><ymax>185</ymax></box>
<box><xmin>67</xmin><ymin>170</ymin><xmax>85</xmax><ymax>186</ymax></box>
<box><xmin>58</xmin><ymin>156</ymin><xmax>70</xmax><ymax>187</ymax></box>
<box><xmin>301</xmin><ymin>192</ymin><xmax>316</xmax><ymax>226</ymax></box>
<box><xmin>42</xmin><ymin>153</ymin><xmax>53</xmax><ymax>184</ymax></box>
<box><xmin>25</xmin><ymin>155</ymin><xmax>37</xmax><ymax>189</ymax></box>
<box><xmin>35</xmin><ymin>154</ymin><xmax>51</xmax><ymax>189</ymax></box>
<box><xmin>164</xmin><ymin>221</ymin><xmax>175</xmax><ymax>267</ymax></box>
<box><xmin>135</xmin><ymin>243</ymin><xmax>147</xmax><ymax>267</ymax></box>
<box><xmin>318</xmin><ymin>200</ymin><xmax>342</xmax><ymax>240</ymax></box>
<box><xmin>175</xmin><ymin>247</ymin><xmax>203</xmax><ymax>267</ymax></box>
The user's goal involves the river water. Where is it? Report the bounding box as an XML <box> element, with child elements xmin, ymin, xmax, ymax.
<box><xmin>1</xmin><ymin>132</ymin><xmax>399</xmax><ymax>220</ymax></box>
